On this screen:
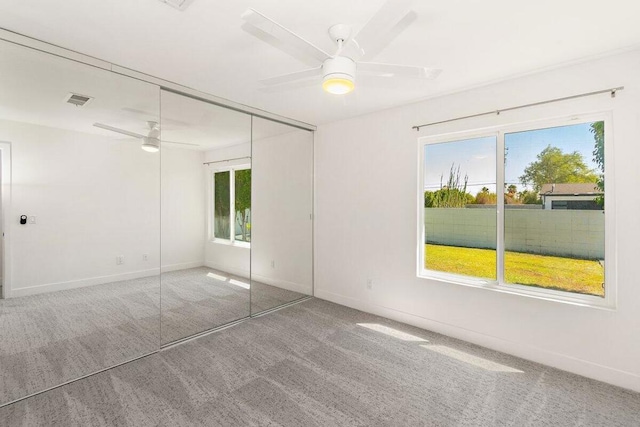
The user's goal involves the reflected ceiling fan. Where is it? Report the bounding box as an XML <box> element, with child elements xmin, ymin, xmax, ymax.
<box><xmin>93</xmin><ymin>121</ymin><xmax>199</xmax><ymax>152</ymax></box>
<box><xmin>241</xmin><ymin>0</ymin><xmax>441</xmax><ymax>95</ymax></box>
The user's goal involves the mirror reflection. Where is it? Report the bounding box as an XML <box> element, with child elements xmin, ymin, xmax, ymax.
<box><xmin>0</xmin><ymin>41</ymin><xmax>161</xmax><ymax>405</ymax></box>
<box><xmin>250</xmin><ymin>117</ymin><xmax>313</xmax><ymax>314</ymax></box>
<box><xmin>0</xmin><ymin>38</ymin><xmax>315</xmax><ymax>407</ymax></box>
<box><xmin>160</xmin><ymin>90</ymin><xmax>252</xmax><ymax>345</ymax></box>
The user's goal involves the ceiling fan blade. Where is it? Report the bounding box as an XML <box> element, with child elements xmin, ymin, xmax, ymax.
<box><xmin>259</xmin><ymin>67</ymin><xmax>322</xmax><ymax>86</ymax></box>
<box><xmin>162</xmin><ymin>140</ymin><xmax>200</xmax><ymax>147</ymax></box>
<box><xmin>93</xmin><ymin>123</ymin><xmax>144</xmax><ymax>139</ymax></box>
<box><xmin>258</xmin><ymin>78</ymin><xmax>320</xmax><ymax>93</ymax></box>
<box><xmin>241</xmin><ymin>8</ymin><xmax>331</xmax><ymax>66</ymax></box>
<box><xmin>358</xmin><ymin>62</ymin><xmax>441</xmax><ymax>79</ymax></box>
<box><xmin>344</xmin><ymin>0</ymin><xmax>414</xmax><ymax>61</ymax></box>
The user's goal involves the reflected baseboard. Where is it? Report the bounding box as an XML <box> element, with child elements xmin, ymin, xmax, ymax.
<box><xmin>250</xmin><ymin>273</ymin><xmax>312</xmax><ymax>295</ymax></box>
<box><xmin>204</xmin><ymin>262</ymin><xmax>250</xmax><ymax>281</ymax></box>
<box><xmin>8</xmin><ymin>261</ymin><xmax>205</xmax><ymax>298</ymax></box>
<box><xmin>160</xmin><ymin>261</ymin><xmax>205</xmax><ymax>274</ymax></box>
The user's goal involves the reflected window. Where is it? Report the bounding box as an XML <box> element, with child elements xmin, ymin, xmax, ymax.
<box><xmin>235</xmin><ymin>169</ymin><xmax>252</xmax><ymax>243</ymax></box>
<box><xmin>213</xmin><ymin>171</ymin><xmax>231</xmax><ymax>239</ymax></box>
<box><xmin>212</xmin><ymin>166</ymin><xmax>251</xmax><ymax>244</ymax></box>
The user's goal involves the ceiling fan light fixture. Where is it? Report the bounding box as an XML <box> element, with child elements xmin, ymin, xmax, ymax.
<box><xmin>141</xmin><ymin>137</ymin><xmax>160</xmax><ymax>153</ymax></box>
<box><xmin>322</xmin><ymin>56</ymin><xmax>356</xmax><ymax>95</ymax></box>
<box><xmin>322</xmin><ymin>77</ymin><xmax>355</xmax><ymax>95</ymax></box>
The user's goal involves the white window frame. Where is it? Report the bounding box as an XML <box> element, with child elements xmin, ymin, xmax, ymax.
<box><xmin>210</xmin><ymin>164</ymin><xmax>251</xmax><ymax>248</ymax></box>
<box><xmin>417</xmin><ymin>112</ymin><xmax>615</xmax><ymax>309</ymax></box>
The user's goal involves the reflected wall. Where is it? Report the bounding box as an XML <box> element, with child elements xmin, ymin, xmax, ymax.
<box><xmin>251</xmin><ymin>117</ymin><xmax>313</xmax><ymax>314</ymax></box>
<box><xmin>0</xmin><ymin>41</ymin><xmax>161</xmax><ymax>405</ymax></box>
<box><xmin>161</xmin><ymin>90</ymin><xmax>252</xmax><ymax>345</ymax></box>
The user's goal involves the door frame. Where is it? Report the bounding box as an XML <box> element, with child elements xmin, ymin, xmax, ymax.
<box><xmin>0</xmin><ymin>141</ymin><xmax>11</xmax><ymax>299</ymax></box>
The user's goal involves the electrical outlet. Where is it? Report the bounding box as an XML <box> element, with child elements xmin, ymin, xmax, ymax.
<box><xmin>143</xmin><ymin>254</ymin><xmax>148</xmax><ymax>262</ymax></box>
<box><xmin>116</xmin><ymin>255</ymin><xmax>125</xmax><ymax>265</ymax></box>
<box><xmin>366</xmin><ymin>279</ymin><xmax>373</xmax><ymax>290</ymax></box>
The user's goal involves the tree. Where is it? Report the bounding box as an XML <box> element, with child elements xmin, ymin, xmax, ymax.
<box><xmin>591</xmin><ymin>121</ymin><xmax>604</xmax><ymax>207</ymax></box>
<box><xmin>214</xmin><ymin>172</ymin><xmax>231</xmax><ymax>238</ymax></box>
<box><xmin>519</xmin><ymin>145</ymin><xmax>597</xmax><ymax>193</ymax></box>
<box><xmin>475</xmin><ymin>187</ymin><xmax>497</xmax><ymax>205</ymax></box>
<box><xmin>504</xmin><ymin>184</ymin><xmax>521</xmax><ymax>205</ymax></box>
<box><xmin>518</xmin><ymin>189</ymin><xmax>541</xmax><ymax>205</ymax></box>
<box><xmin>424</xmin><ymin>164</ymin><xmax>473</xmax><ymax>208</ymax></box>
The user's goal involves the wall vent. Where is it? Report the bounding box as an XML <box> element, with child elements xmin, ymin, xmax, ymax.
<box><xmin>64</xmin><ymin>93</ymin><xmax>94</xmax><ymax>107</ymax></box>
<box><xmin>158</xmin><ymin>0</ymin><xmax>196</xmax><ymax>11</ymax></box>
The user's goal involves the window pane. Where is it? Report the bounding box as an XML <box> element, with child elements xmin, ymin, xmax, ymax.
<box><xmin>214</xmin><ymin>171</ymin><xmax>230</xmax><ymax>239</ymax></box>
<box><xmin>504</xmin><ymin>122</ymin><xmax>605</xmax><ymax>297</ymax></box>
<box><xmin>235</xmin><ymin>169</ymin><xmax>251</xmax><ymax>243</ymax></box>
<box><xmin>424</xmin><ymin>136</ymin><xmax>497</xmax><ymax>280</ymax></box>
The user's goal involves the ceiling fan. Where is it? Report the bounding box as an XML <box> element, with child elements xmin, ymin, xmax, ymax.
<box><xmin>241</xmin><ymin>0</ymin><xmax>441</xmax><ymax>95</ymax></box>
<box><xmin>93</xmin><ymin>121</ymin><xmax>199</xmax><ymax>152</ymax></box>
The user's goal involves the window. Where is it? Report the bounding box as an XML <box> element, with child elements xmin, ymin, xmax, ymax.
<box><xmin>212</xmin><ymin>166</ymin><xmax>251</xmax><ymax>245</ymax></box>
<box><xmin>419</xmin><ymin>115</ymin><xmax>610</xmax><ymax>306</ymax></box>
<box><xmin>423</xmin><ymin>136</ymin><xmax>497</xmax><ymax>282</ymax></box>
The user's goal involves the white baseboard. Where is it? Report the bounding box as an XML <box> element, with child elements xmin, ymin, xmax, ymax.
<box><xmin>251</xmin><ymin>273</ymin><xmax>311</xmax><ymax>295</ymax></box>
<box><xmin>203</xmin><ymin>263</ymin><xmax>310</xmax><ymax>294</ymax></box>
<box><xmin>161</xmin><ymin>261</ymin><xmax>204</xmax><ymax>273</ymax></box>
<box><xmin>315</xmin><ymin>289</ymin><xmax>640</xmax><ymax>393</ymax></box>
<box><xmin>204</xmin><ymin>262</ymin><xmax>250</xmax><ymax>280</ymax></box>
<box><xmin>10</xmin><ymin>269</ymin><xmax>161</xmax><ymax>298</ymax></box>
<box><xmin>9</xmin><ymin>261</ymin><xmax>205</xmax><ymax>298</ymax></box>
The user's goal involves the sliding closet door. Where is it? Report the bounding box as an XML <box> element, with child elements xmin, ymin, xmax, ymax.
<box><xmin>0</xmin><ymin>41</ymin><xmax>161</xmax><ymax>405</ymax></box>
<box><xmin>250</xmin><ymin>117</ymin><xmax>313</xmax><ymax>315</ymax></box>
<box><xmin>160</xmin><ymin>90</ymin><xmax>252</xmax><ymax>345</ymax></box>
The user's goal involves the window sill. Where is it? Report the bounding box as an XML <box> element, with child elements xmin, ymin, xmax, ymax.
<box><xmin>418</xmin><ymin>271</ymin><xmax>615</xmax><ymax>311</ymax></box>
<box><xmin>209</xmin><ymin>239</ymin><xmax>251</xmax><ymax>249</ymax></box>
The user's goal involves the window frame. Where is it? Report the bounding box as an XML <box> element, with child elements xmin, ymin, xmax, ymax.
<box><xmin>210</xmin><ymin>163</ymin><xmax>251</xmax><ymax>248</ymax></box>
<box><xmin>417</xmin><ymin>112</ymin><xmax>615</xmax><ymax>309</ymax></box>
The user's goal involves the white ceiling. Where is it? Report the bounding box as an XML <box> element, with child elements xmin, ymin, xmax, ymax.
<box><xmin>1</xmin><ymin>0</ymin><xmax>640</xmax><ymax>126</ymax></box>
<box><xmin>0</xmin><ymin>40</ymin><xmax>299</xmax><ymax>150</ymax></box>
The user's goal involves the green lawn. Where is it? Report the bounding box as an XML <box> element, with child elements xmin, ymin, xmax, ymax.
<box><xmin>425</xmin><ymin>244</ymin><xmax>604</xmax><ymax>297</ymax></box>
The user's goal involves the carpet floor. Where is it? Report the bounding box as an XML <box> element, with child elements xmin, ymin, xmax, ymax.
<box><xmin>0</xmin><ymin>267</ymin><xmax>305</xmax><ymax>406</ymax></box>
<box><xmin>1</xmin><ymin>298</ymin><xmax>638</xmax><ymax>426</ymax></box>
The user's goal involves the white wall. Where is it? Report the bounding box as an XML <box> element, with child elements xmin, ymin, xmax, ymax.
<box><xmin>161</xmin><ymin>146</ymin><xmax>206</xmax><ymax>272</ymax></box>
<box><xmin>315</xmin><ymin>49</ymin><xmax>640</xmax><ymax>391</ymax></box>
<box><xmin>0</xmin><ymin>120</ymin><xmax>206</xmax><ymax>297</ymax></box>
<box><xmin>0</xmin><ymin>120</ymin><xmax>160</xmax><ymax>297</ymax></box>
<box><xmin>204</xmin><ymin>142</ymin><xmax>251</xmax><ymax>278</ymax></box>
<box><xmin>251</xmin><ymin>127</ymin><xmax>313</xmax><ymax>294</ymax></box>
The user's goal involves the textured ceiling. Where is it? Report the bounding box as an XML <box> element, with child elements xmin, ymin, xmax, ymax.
<box><xmin>0</xmin><ymin>0</ymin><xmax>639</xmax><ymax>125</ymax></box>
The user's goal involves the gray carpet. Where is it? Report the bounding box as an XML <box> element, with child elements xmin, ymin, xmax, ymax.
<box><xmin>1</xmin><ymin>298</ymin><xmax>638</xmax><ymax>426</ymax></box>
<box><xmin>0</xmin><ymin>267</ymin><xmax>306</xmax><ymax>406</ymax></box>
<box><xmin>161</xmin><ymin>267</ymin><xmax>306</xmax><ymax>344</ymax></box>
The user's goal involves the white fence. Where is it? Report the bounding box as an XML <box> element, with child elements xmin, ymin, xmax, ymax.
<box><xmin>425</xmin><ymin>208</ymin><xmax>604</xmax><ymax>259</ymax></box>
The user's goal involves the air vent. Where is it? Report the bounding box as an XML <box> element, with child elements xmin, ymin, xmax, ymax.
<box><xmin>158</xmin><ymin>0</ymin><xmax>196</xmax><ymax>11</ymax></box>
<box><xmin>64</xmin><ymin>93</ymin><xmax>93</xmax><ymax>107</ymax></box>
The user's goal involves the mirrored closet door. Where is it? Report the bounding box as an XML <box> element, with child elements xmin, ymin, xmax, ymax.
<box><xmin>0</xmin><ymin>40</ymin><xmax>161</xmax><ymax>405</ymax></box>
<box><xmin>160</xmin><ymin>91</ymin><xmax>252</xmax><ymax>345</ymax></box>
<box><xmin>250</xmin><ymin>117</ymin><xmax>313</xmax><ymax>314</ymax></box>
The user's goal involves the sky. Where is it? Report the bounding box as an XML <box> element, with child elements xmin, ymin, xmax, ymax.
<box><xmin>423</xmin><ymin>122</ymin><xmax>600</xmax><ymax>196</ymax></box>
